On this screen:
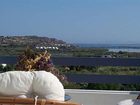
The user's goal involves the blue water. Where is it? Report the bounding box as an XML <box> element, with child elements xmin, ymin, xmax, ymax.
<box><xmin>74</xmin><ymin>44</ymin><xmax>140</xmax><ymax>52</ymax></box>
<box><xmin>109</xmin><ymin>48</ymin><xmax>140</xmax><ymax>52</ymax></box>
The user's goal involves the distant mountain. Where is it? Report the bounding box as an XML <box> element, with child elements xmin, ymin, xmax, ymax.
<box><xmin>0</xmin><ymin>36</ymin><xmax>70</xmax><ymax>47</ymax></box>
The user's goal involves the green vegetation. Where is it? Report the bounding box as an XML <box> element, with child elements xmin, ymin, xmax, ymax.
<box><xmin>0</xmin><ymin>64</ymin><xmax>15</xmax><ymax>72</ymax></box>
<box><xmin>58</xmin><ymin>65</ymin><xmax>140</xmax><ymax>91</ymax></box>
<box><xmin>1</xmin><ymin>64</ymin><xmax>140</xmax><ymax>91</ymax></box>
<box><xmin>0</xmin><ymin>46</ymin><xmax>26</xmax><ymax>56</ymax></box>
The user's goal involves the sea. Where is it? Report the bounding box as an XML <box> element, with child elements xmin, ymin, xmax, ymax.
<box><xmin>74</xmin><ymin>44</ymin><xmax>140</xmax><ymax>52</ymax></box>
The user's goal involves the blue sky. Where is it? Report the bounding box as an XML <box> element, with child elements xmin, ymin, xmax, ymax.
<box><xmin>0</xmin><ymin>0</ymin><xmax>140</xmax><ymax>44</ymax></box>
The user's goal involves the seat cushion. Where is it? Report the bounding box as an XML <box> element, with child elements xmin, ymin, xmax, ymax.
<box><xmin>32</xmin><ymin>71</ymin><xmax>65</xmax><ymax>101</ymax></box>
<box><xmin>0</xmin><ymin>71</ymin><xmax>33</xmax><ymax>96</ymax></box>
<box><xmin>118</xmin><ymin>99</ymin><xmax>140</xmax><ymax>105</ymax></box>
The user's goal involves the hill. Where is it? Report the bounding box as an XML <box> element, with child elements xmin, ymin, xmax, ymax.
<box><xmin>0</xmin><ymin>36</ymin><xmax>69</xmax><ymax>47</ymax></box>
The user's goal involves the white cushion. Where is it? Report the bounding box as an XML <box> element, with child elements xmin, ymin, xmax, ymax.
<box><xmin>117</xmin><ymin>99</ymin><xmax>140</xmax><ymax>105</ymax></box>
<box><xmin>0</xmin><ymin>71</ymin><xmax>65</xmax><ymax>101</ymax></box>
<box><xmin>0</xmin><ymin>71</ymin><xmax>33</xmax><ymax>96</ymax></box>
<box><xmin>32</xmin><ymin>71</ymin><xmax>65</xmax><ymax>101</ymax></box>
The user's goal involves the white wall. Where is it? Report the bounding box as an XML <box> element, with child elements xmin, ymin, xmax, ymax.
<box><xmin>65</xmin><ymin>89</ymin><xmax>139</xmax><ymax>105</ymax></box>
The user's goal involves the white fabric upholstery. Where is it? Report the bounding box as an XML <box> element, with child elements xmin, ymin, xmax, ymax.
<box><xmin>33</xmin><ymin>71</ymin><xmax>65</xmax><ymax>101</ymax></box>
<box><xmin>0</xmin><ymin>71</ymin><xmax>33</xmax><ymax>96</ymax></box>
<box><xmin>0</xmin><ymin>71</ymin><xmax>64</xmax><ymax>101</ymax></box>
<box><xmin>117</xmin><ymin>99</ymin><xmax>140</xmax><ymax>105</ymax></box>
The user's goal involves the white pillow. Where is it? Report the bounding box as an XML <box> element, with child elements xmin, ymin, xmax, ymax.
<box><xmin>32</xmin><ymin>71</ymin><xmax>65</xmax><ymax>101</ymax></box>
<box><xmin>117</xmin><ymin>99</ymin><xmax>140</xmax><ymax>105</ymax></box>
<box><xmin>0</xmin><ymin>71</ymin><xmax>33</xmax><ymax>97</ymax></box>
<box><xmin>0</xmin><ymin>71</ymin><xmax>65</xmax><ymax>101</ymax></box>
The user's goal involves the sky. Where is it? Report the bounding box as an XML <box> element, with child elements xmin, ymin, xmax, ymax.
<box><xmin>0</xmin><ymin>0</ymin><xmax>140</xmax><ymax>44</ymax></box>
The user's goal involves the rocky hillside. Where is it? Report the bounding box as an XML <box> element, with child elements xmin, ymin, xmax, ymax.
<box><xmin>0</xmin><ymin>36</ymin><xmax>68</xmax><ymax>47</ymax></box>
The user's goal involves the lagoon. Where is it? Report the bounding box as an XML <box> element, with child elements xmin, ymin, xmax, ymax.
<box><xmin>109</xmin><ymin>48</ymin><xmax>140</xmax><ymax>52</ymax></box>
<box><xmin>75</xmin><ymin>43</ymin><xmax>140</xmax><ymax>52</ymax></box>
